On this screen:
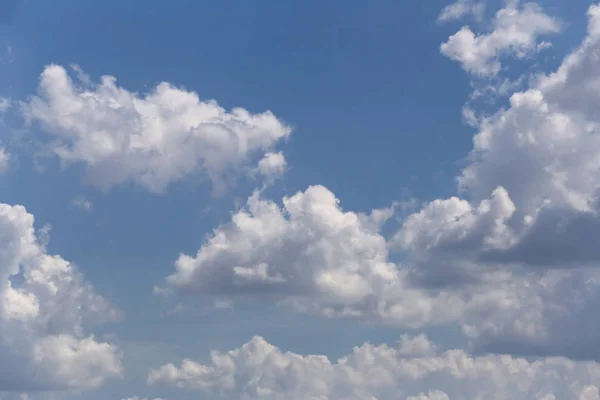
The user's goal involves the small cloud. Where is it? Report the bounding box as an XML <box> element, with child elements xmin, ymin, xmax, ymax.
<box><xmin>536</xmin><ymin>41</ymin><xmax>553</xmax><ymax>52</ymax></box>
<box><xmin>0</xmin><ymin>97</ymin><xmax>10</xmax><ymax>112</ymax></box>
<box><xmin>71</xmin><ymin>196</ymin><xmax>93</xmax><ymax>212</ymax></box>
<box><xmin>256</xmin><ymin>151</ymin><xmax>287</xmax><ymax>181</ymax></box>
<box><xmin>153</xmin><ymin>286</ymin><xmax>172</xmax><ymax>297</ymax></box>
<box><xmin>165</xmin><ymin>303</ymin><xmax>186</xmax><ymax>316</ymax></box>
<box><xmin>214</xmin><ymin>299</ymin><xmax>233</xmax><ymax>310</ymax></box>
<box><xmin>37</xmin><ymin>224</ymin><xmax>52</xmax><ymax>249</ymax></box>
<box><xmin>438</xmin><ymin>0</ymin><xmax>485</xmax><ymax>23</ymax></box>
<box><xmin>0</xmin><ymin>147</ymin><xmax>10</xmax><ymax>174</ymax></box>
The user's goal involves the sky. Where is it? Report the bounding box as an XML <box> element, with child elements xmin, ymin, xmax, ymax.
<box><xmin>1</xmin><ymin>0</ymin><xmax>600</xmax><ymax>399</ymax></box>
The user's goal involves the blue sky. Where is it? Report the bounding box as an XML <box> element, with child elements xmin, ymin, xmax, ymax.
<box><xmin>1</xmin><ymin>0</ymin><xmax>600</xmax><ymax>399</ymax></box>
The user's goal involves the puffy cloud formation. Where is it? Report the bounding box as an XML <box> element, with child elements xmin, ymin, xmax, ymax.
<box><xmin>256</xmin><ymin>151</ymin><xmax>287</xmax><ymax>181</ymax></box>
<box><xmin>163</xmin><ymin>183</ymin><xmax>596</xmax><ymax>352</ymax></box>
<box><xmin>393</xmin><ymin>2</ymin><xmax>600</xmax><ymax>358</ymax></box>
<box><xmin>148</xmin><ymin>334</ymin><xmax>600</xmax><ymax>400</ymax></box>
<box><xmin>0</xmin><ymin>203</ymin><xmax>122</xmax><ymax>391</ymax></box>
<box><xmin>167</xmin><ymin>185</ymin><xmax>396</xmax><ymax>301</ymax></box>
<box><xmin>165</xmin><ymin>185</ymin><xmax>471</xmax><ymax>327</ymax></box>
<box><xmin>160</xmin><ymin>2</ymin><xmax>600</xmax><ymax>362</ymax></box>
<box><xmin>440</xmin><ymin>0</ymin><xmax>559</xmax><ymax>76</ymax></box>
<box><xmin>21</xmin><ymin>65</ymin><xmax>291</xmax><ymax>193</ymax></box>
<box><xmin>407</xmin><ymin>2</ymin><xmax>600</xmax><ymax>276</ymax></box>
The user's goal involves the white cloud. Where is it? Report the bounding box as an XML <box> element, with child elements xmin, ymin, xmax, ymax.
<box><xmin>456</xmin><ymin>2</ymin><xmax>600</xmax><ymax>250</ymax></box>
<box><xmin>161</xmin><ymin>184</ymin><xmax>584</xmax><ymax>346</ymax></box>
<box><xmin>437</xmin><ymin>0</ymin><xmax>485</xmax><ymax>23</ymax></box>
<box><xmin>165</xmin><ymin>185</ymin><xmax>397</xmax><ymax>301</ymax></box>
<box><xmin>157</xmin><ymin>2</ymin><xmax>600</xmax><ymax>362</ymax></box>
<box><xmin>440</xmin><ymin>0</ymin><xmax>559</xmax><ymax>76</ymax></box>
<box><xmin>122</xmin><ymin>397</ymin><xmax>166</xmax><ymax>400</ymax></box>
<box><xmin>256</xmin><ymin>151</ymin><xmax>287</xmax><ymax>181</ymax></box>
<box><xmin>0</xmin><ymin>203</ymin><xmax>122</xmax><ymax>391</ymax></box>
<box><xmin>164</xmin><ymin>185</ymin><xmax>471</xmax><ymax>328</ymax></box>
<box><xmin>0</xmin><ymin>97</ymin><xmax>10</xmax><ymax>112</ymax></box>
<box><xmin>390</xmin><ymin>2</ymin><xmax>600</xmax><ymax>358</ymax></box>
<box><xmin>71</xmin><ymin>196</ymin><xmax>93</xmax><ymax>212</ymax></box>
<box><xmin>148</xmin><ymin>334</ymin><xmax>600</xmax><ymax>400</ymax></box>
<box><xmin>21</xmin><ymin>65</ymin><xmax>291</xmax><ymax>194</ymax></box>
<box><xmin>0</xmin><ymin>146</ymin><xmax>10</xmax><ymax>174</ymax></box>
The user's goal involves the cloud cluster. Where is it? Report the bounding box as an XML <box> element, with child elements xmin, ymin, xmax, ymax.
<box><xmin>21</xmin><ymin>65</ymin><xmax>291</xmax><ymax>193</ymax></box>
<box><xmin>165</xmin><ymin>185</ymin><xmax>474</xmax><ymax>328</ymax></box>
<box><xmin>400</xmin><ymin>2</ymin><xmax>600</xmax><ymax>357</ymax></box>
<box><xmin>440</xmin><ymin>0</ymin><xmax>559</xmax><ymax>76</ymax></box>
<box><xmin>8</xmin><ymin>1</ymin><xmax>600</xmax><ymax>399</ymax></box>
<box><xmin>0</xmin><ymin>203</ymin><xmax>122</xmax><ymax>391</ymax></box>
<box><xmin>158</xmin><ymin>1</ymin><xmax>600</xmax><ymax>362</ymax></box>
<box><xmin>148</xmin><ymin>334</ymin><xmax>600</xmax><ymax>400</ymax></box>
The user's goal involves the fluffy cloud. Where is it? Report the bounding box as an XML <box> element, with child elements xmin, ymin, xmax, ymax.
<box><xmin>162</xmin><ymin>183</ymin><xmax>590</xmax><ymax>351</ymax></box>
<box><xmin>392</xmin><ymin>186</ymin><xmax>516</xmax><ymax>286</ymax></box>
<box><xmin>164</xmin><ymin>185</ymin><xmax>475</xmax><ymax>327</ymax></box>
<box><xmin>440</xmin><ymin>0</ymin><xmax>559</xmax><ymax>76</ymax></box>
<box><xmin>158</xmin><ymin>2</ymin><xmax>600</xmax><ymax>362</ymax></box>
<box><xmin>390</xmin><ymin>2</ymin><xmax>600</xmax><ymax>358</ymax></box>
<box><xmin>0</xmin><ymin>203</ymin><xmax>122</xmax><ymax>391</ymax></box>
<box><xmin>435</xmin><ymin>2</ymin><xmax>600</xmax><ymax>270</ymax></box>
<box><xmin>166</xmin><ymin>185</ymin><xmax>397</xmax><ymax>301</ymax></box>
<box><xmin>21</xmin><ymin>65</ymin><xmax>291</xmax><ymax>193</ymax></box>
<box><xmin>256</xmin><ymin>151</ymin><xmax>287</xmax><ymax>181</ymax></box>
<box><xmin>148</xmin><ymin>334</ymin><xmax>600</xmax><ymax>400</ymax></box>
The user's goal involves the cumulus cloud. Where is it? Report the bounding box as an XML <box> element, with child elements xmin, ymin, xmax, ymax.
<box><xmin>162</xmin><ymin>183</ymin><xmax>589</xmax><ymax>350</ymax></box>
<box><xmin>148</xmin><ymin>334</ymin><xmax>600</xmax><ymax>400</ymax></box>
<box><xmin>164</xmin><ymin>185</ymin><xmax>474</xmax><ymax>327</ymax></box>
<box><xmin>166</xmin><ymin>185</ymin><xmax>397</xmax><ymax>301</ymax></box>
<box><xmin>0</xmin><ymin>203</ymin><xmax>122</xmax><ymax>391</ymax></box>
<box><xmin>157</xmin><ymin>2</ymin><xmax>600</xmax><ymax>362</ymax></box>
<box><xmin>21</xmin><ymin>65</ymin><xmax>291</xmax><ymax>194</ymax></box>
<box><xmin>256</xmin><ymin>151</ymin><xmax>287</xmax><ymax>181</ymax></box>
<box><xmin>389</xmin><ymin>2</ymin><xmax>600</xmax><ymax>358</ymax></box>
<box><xmin>440</xmin><ymin>0</ymin><xmax>559</xmax><ymax>76</ymax></box>
<box><xmin>453</xmin><ymin>3</ymin><xmax>600</xmax><ymax>267</ymax></box>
